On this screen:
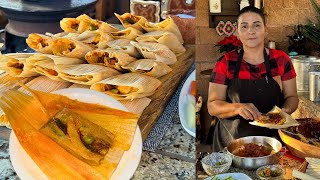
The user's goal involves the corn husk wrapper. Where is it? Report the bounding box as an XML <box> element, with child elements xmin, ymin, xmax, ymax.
<box><xmin>0</xmin><ymin>88</ymin><xmax>139</xmax><ymax>179</ymax></box>
<box><xmin>69</xmin><ymin>83</ymin><xmax>90</xmax><ymax>89</ymax></box>
<box><xmin>114</xmin><ymin>13</ymin><xmax>147</xmax><ymax>32</ymax></box>
<box><xmin>99</xmin><ymin>22</ymin><xmax>119</xmax><ymax>33</ymax></box>
<box><xmin>250</xmin><ymin>106</ymin><xmax>299</xmax><ymax>129</ymax></box>
<box><xmin>136</xmin><ymin>31</ymin><xmax>186</xmax><ymax>55</ymax></box>
<box><xmin>0</xmin><ymin>53</ymin><xmax>39</xmax><ymax>77</ymax></box>
<box><xmin>51</xmin><ymin>38</ymin><xmax>94</xmax><ymax>59</ymax></box>
<box><xmin>91</xmin><ymin>73</ymin><xmax>161</xmax><ymax>100</ymax></box>
<box><xmin>26</xmin><ymin>54</ymin><xmax>85</xmax><ymax>81</ymax></box>
<box><xmin>130</xmin><ymin>41</ymin><xmax>177</xmax><ymax>65</ymax></box>
<box><xmin>63</xmin><ymin>30</ymin><xmax>101</xmax><ymax>46</ymax></box>
<box><xmin>140</xmin><ymin>17</ymin><xmax>184</xmax><ymax>44</ymax></box>
<box><xmin>122</xmin><ymin>59</ymin><xmax>172</xmax><ymax>78</ymax></box>
<box><xmin>96</xmin><ymin>32</ymin><xmax>114</xmax><ymax>49</ymax></box>
<box><xmin>85</xmin><ymin>50</ymin><xmax>136</xmax><ymax>71</ymax></box>
<box><xmin>60</xmin><ymin>17</ymin><xmax>80</xmax><ymax>33</ymax></box>
<box><xmin>26</xmin><ymin>54</ymin><xmax>85</xmax><ymax>65</ymax></box>
<box><xmin>26</xmin><ymin>33</ymin><xmax>54</xmax><ymax>54</ymax></box>
<box><xmin>55</xmin><ymin>64</ymin><xmax>121</xmax><ymax>85</ymax></box>
<box><xmin>109</xmin><ymin>27</ymin><xmax>143</xmax><ymax>40</ymax></box>
<box><xmin>0</xmin><ymin>73</ymin><xmax>33</xmax><ymax>128</ymax></box>
<box><xmin>98</xmin><ymin>39</ymin><xmax>141</xmax><ymax>58</ymax></box>
<box><xmin>45</xmin><ymin>32</ymin><xmax>69</xmax><ymax>38</ymax></box>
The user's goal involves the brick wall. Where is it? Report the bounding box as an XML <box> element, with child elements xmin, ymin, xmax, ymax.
<box><xmin>196</xmin><ymin>0</ymin><xmax>320</xmax><ymax>140</ymax></box>
<box><xmin>196</xmin><ymin>0</ymin><xmax>320</xmax><ymax>97</ymax></box>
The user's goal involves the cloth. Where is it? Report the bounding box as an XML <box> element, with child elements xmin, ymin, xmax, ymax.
<box><xmin>212</xmin><ymin>49</ymin><xmax>284</xmax><ymax>152</ymax></box>
<box><xmin>143</xmin><ymin>63</ymin><xmax>195</xmax><ymax>152</ymax></box>
<box><xmin>210</xmin><ymin>48</ymin><xmax>296</xmax><ymax>85</ymax></box>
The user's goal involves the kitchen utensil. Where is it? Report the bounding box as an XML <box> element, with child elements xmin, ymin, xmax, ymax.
<box><xmin>226</xmin><ymin>136</ymin><xmax>282</xmax><ymax>170</ymax></box>
<box><xmin>291</xmin><ymin>55</ymin><xmax>320</xmax><ymax>92</ymax></box>
<box><xmin>309</xmin><ymin>71</ymin><xmax>320</xmax><ymax>101</ymax></box>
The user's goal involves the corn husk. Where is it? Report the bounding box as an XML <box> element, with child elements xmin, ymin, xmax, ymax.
<box><xmin>121</xmin><ymin>59</ymin><xmax>172</xmax><ymax>78</ymax></box>
<box><xmin>90</xmin><ymin>73</ymin><xmax>161</xmax><ymax>100</ymax></box>
<box><xmin>96</xmin><ymin>32</ymin><xmax>114</xmax><ymax>49</ymax></box>
<box><xmin>69</xmin><ymin>83</ymin><xmax>90</xmax><ymax>89</ymax></box>
<box><xmin>98</xmin><ymin>39</ymin><xmax>141</xmax><ymax>58</ymax></box>
<box><xmin>51</xmin><ymin>38</ymin><xmax>94</xmax><ymax>59</ymax></box>
<box><xmin>60</xmin><ymin>14</ymin><xmax>119</xmax><ymax>34</ymax></box>
<box><xmin>0</xmin><ymin>54</ymin><xmax>39</xmax><ymax>77</ymax></box>
<box><xmin>119</xmin><ymin>97</ymin><xmax>151</xmax><ymax>115</ymax></box>
<box><xmin>26</xmin><ymin>54</ymin><xmax>85</xmax><ymax>81</ymax></box>
<box><xmin>140</xmin><ymin>17</ymin><xmax>184</xmax><ymax>44</ymax></box>
<box><xmin>114</xmin><ymin>13</ymin><xmax>147</xmax><ymax>32</ymax></box>
<box><xmin>130</xmin><ymin>41</ymin><xmax>177</xmax><ymax>65</ymax></box>
<box><xmin>17</xmin><ymin>76</ymin><xmax>71</xmax><ymax>95</ymax></box>
<box><xmin>55</xmin><ymin>64</ymin><xmax>121</xmax><ymax>85</ymax></box>
<box><xmin>63</xmin><ymin>30</ymin><xmax>101</xmax><ymax>46</ymax></box>
<box><xmin>85</xmin><ymin>50</ymin><xmax>136</xmax><ymax>71</ymax></box>
<box><xmin>0</xmin><ymin>73</ymin><xmax>33</xmax><ymax>128</ymax></box>
<box><xmin>0</xmin><ymin>88</ymin><xmax>139</xmax><ymax>179</ymax></box>
<box><xmin>109</xmin><ymin>27</ymin><xmax>143</xmax><ymax>40</ymax></box>
<box><xmin>26</xmin><ymin>33</ymin><xmax>54</xmax><ymax>54</ymax></box>
<box><xmin>26</xmin><ymin>54</ymin><xmax>85</xmax><ymax>65</ymax></box>
<box><xmin>60</xmin><ymin>17</ymin><xmax>80</xmax><ymax>33</ymax></box>
<box><xmin>136</xmin><ymin>31</ymin><xmax>186</xmax><ymax>55</ymax></box>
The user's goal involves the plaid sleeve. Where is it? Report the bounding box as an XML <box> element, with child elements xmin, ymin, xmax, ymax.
<box><xmin>280</xmin><ymin>54</ymin><xmax>296</xmax><ymax>81</ymax></box>
<box><xmin>210</xmin><ymin>56</ymin><xmax>230</xmax><ymax>85</ymax></box>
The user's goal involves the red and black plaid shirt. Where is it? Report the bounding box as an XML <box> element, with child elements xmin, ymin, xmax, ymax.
<box><xmin>210</xmin><ymin>49</ymin><xmax>296</xmax><ymax>85</ymax></box>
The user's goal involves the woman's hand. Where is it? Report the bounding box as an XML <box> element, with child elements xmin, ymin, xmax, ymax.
<box><xmin>236</xmin><ymin>103</ymin><xmax>261</xmax><ymax>120</ymax></box>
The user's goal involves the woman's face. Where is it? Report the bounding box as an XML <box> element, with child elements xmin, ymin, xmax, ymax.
<box><xmin>237</xmin><ymin>12</ymin><xmax>266</xmax><ymax>48</ymax></box>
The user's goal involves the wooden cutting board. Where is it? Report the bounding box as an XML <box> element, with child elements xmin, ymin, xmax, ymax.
<box><xmin>138</xmin><ymin>45</ymin><xmax>195</xmax><ymax>140</ymax></box>
<box><xmin>0</xmin><ymin>45</ymin><xmax>195</xmax><ymax>142</ymax></box>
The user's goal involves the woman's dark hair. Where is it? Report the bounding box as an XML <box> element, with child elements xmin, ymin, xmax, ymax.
<box><xmin>237</xmin><ymin>6</ymin><xmax>265</xmax><ymax>25</ymax></box>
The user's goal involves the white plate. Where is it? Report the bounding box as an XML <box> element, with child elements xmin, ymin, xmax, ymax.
<box><xmin>178</xmin><ymin>70</ymin><xmax>196</xmax><ymax>137</ymax></box>
<box><xmin>9</xmin><ymin>88</ymin><xmax>142</xmax><ymax>180</ymax></box>
<box><xmin>204</xmin><ymin>173</ymin><xmax>253</xmax><ymax>180</ymax></box>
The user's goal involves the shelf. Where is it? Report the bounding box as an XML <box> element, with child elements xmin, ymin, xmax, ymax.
<box><xmin>209</xmin><ymin>0</ymin><xmax>263</xmax><ymax>28</ymax></box>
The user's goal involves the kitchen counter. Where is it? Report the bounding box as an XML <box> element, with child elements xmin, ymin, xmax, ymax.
<box><xmin>132</xmin><ymin>111</ymin><xmax>196</xmax><ymax>179</ymax></box>
<box><xmin>197</xmin><ymin>155</ymin><xmax>303</xmax><ymax>180</ymax></box>
<box><xmin>196</xmin><ymin>93</ymin><xmax>320</xmax><ymax>179</ymax></box>
<box><xmin>0</xmin><ymin>108</ymin><xmax>196</xmax><ymax>179</ymax></box>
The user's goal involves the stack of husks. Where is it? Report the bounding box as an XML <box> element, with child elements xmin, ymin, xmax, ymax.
<box><xmin>0</xmin><ymin>13</ymin><xmax>187</xmax><ymax>179</ymax></box>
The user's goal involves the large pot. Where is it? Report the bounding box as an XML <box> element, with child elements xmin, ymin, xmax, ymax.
<box><xmin>291</xmin><ymin>55</ymin><xmax>320</xmax><ymax>92</ymax></box>
<box><xmin>226</xmin><ymin>136</ymin><xmax>282</xmax><ymax>170</ymax></box>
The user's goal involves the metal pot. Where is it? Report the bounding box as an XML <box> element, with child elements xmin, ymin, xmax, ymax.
<box><xmin>226</xmin><ymin>136</ymin><xmax>282</xmax><ymax>170</ymax></box>
<box><xmin>291</xmin><ymin>55</ymin><xmax>320</xmax><ymax>92</ymax></box>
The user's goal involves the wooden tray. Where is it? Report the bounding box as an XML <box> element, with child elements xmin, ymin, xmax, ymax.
<box><xmin>0</xmin><ymin>45</ymin><xmax>195</xmax><ymax>141</ymax></box>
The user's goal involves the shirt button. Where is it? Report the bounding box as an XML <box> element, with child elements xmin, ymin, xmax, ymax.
<box><xmin>253</xmin><ymin>80</ymin><xmax>257</xmax><ymax>84</ymax></box>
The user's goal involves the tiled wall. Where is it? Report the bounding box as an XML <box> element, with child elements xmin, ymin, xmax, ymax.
<box><xmin>196</xmin><ymin>0</ymin><xmax>320</xmax><ymax>137</ymax></box>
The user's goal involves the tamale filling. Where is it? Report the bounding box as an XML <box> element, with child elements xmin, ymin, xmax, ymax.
<box><xmin>71</xmin><ymin>23</ymin><xmax>79</xmax><ymax>31</ymax></box>
<box><xmin>40</xmin><ymin>38</ymin><xmax>48</xmax><ymax>47</ymax></box>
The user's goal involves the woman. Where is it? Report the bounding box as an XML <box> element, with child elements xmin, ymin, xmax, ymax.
<box><xmin>207</xmin><ymin>6</ymin><xmax>299</xmax><ymax>151</ymax></box>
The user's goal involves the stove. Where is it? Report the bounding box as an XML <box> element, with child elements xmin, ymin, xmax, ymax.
<box><xmin>0</xmin><ymin>0</ymin><xmax>97</xmax><ymax>53</ymax></box>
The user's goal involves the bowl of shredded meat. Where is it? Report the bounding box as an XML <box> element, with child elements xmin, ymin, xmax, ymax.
<box><xmin>225</xmin><ymin>136</ymin><xmax>282</xmax><ymax>170</ymax></box>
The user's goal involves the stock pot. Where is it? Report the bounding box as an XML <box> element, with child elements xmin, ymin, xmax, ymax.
<box><xmin>291</xmin><ymin>55</ymin><xmax>320</xmax><ymax>92</ymax></box>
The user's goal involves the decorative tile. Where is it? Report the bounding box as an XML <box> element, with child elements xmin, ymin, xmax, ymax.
<box><xmin>216</xmin><ymin>21</ymin><xmax>225</xmax><ymax>36</ymax></box>
<box><xmin>223</xmin><ymin>21</ymin><xmax>235</xmax><ymax>36</ymax></box>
